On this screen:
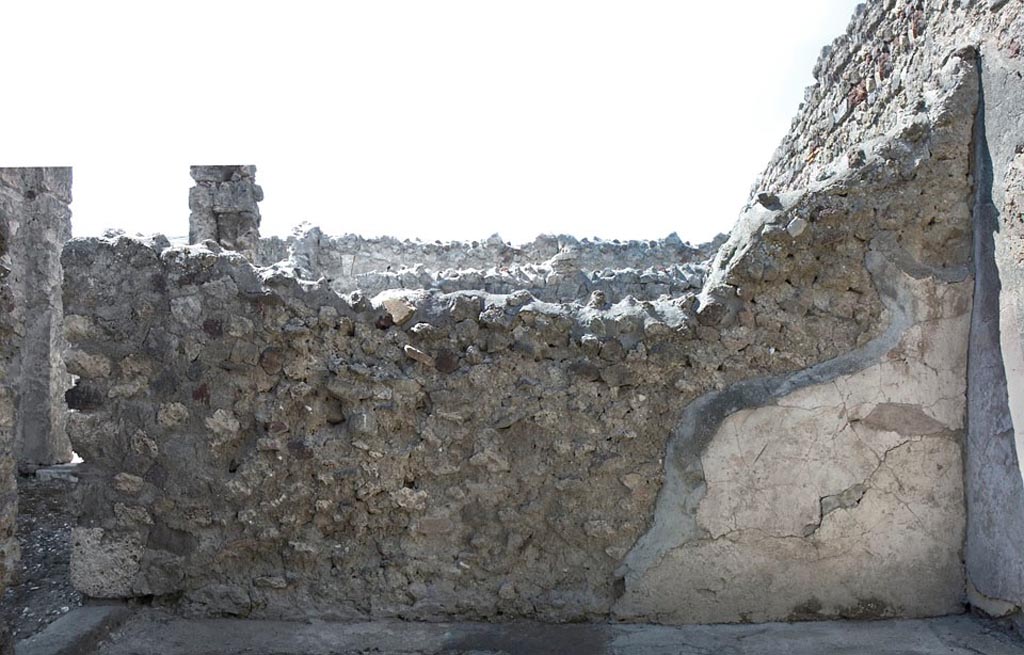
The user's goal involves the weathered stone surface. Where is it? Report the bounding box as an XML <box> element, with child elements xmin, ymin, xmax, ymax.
<box><xmin>0</xmin><ymin>168</ymin><xmax>73</xmax><ymax>468</ymax></box>
<box><xmin>69</xmin><ymin>528</ymin><xmax>143</xmax><ymax>598</ymax></box>
<box><xmin>63</xmin><ymin>43</ymin><xmax>978</xmax><ymax>620</ymax></box>
<box><xmin>189</xmin><ymin>166</ymin><xmax>263</xmax><ymax>260</ymax></box>
<box><xmin>0</xmin><ymin>180</ymin><xmax>17</xmax><ymax>655</ymax></box>
<box><xmin>0</xmin><ymin>167</ymin><xmax>74</xmax><ymax>654</ymax></box>
<box><xmin>56</xmin><ymin>0</ymin><xmax>1024</xmax><ymax>628</ymax></box>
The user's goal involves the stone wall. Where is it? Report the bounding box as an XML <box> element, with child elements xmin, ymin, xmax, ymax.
<box><xmin>60</xmin><ymin>16</ymin><xmax>985</xmax><ymax>621</ymax></box>
<box><xmin>189</xmin><ymin>166</ymin><xmax>263</xmax><ymax>260</ymax></box>
<box><xmin>1</xmin><ymin>168</ymin><xmax>73</xmax><ymax>468</ymax></box>
<box><xmin>257</xmin><ymin>229</ymin><xmax>721</xmax><ymax>304</ymax></box>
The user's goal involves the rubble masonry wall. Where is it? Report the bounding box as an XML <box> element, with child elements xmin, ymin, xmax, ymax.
<box><xmin>59</xmin><ymin>0</ymin><xmax>996</xmax><ymax>620</ymax></box>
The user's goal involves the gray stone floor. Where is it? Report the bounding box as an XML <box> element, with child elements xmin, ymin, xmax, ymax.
<box><xmin>20</xmin><ymin>607</ymin><xmax>1024</xmax><ymax>655</ymax></box>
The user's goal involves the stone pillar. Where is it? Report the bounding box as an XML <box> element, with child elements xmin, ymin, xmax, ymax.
<box><xmin>0</xmin><ymin>168</ymin><xmax>70</xmax><ymax>653</ymax></box>
<box><xmin>0</xmin><ymin>219</ymin><xmax>16</xmax><ymax>655</ymax></box>
<box><xmin>188</xmin><ymin>165</ymin><xmax>262</xmax><ymax>260</ymax></box>
<box><xmin>0</xmin><ymin>168</ymin><xmax>73</xmax><ymax>470</ymax></box>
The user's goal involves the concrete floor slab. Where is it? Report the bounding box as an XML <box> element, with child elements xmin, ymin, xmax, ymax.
<box><xmin>87</xmin><ymin>611</ymin><xmax>1024</xmax><ymax>655</ymax></box>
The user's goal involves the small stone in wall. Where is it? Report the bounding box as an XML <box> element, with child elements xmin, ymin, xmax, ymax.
<box><xmin>392</xmin><ymin>487</ymin><xmax>429</xmax><ymax>511</ymax></box>
<box><xmin>113</xmin><ymin>472</ymin><xmax>145</xmax><ymax>495</ymax></box>
<box><xmin>404</xmin><ymin>345</ymin><xmax>435</xmax><ymax>367</ymax></box>
<box><xmin>787</xmin><ymin>217</ymin><xmax>809</xmax><ymax>237</ymax></box>
<box><xmin>434</xmin><ymin>348</ymin><xmax>460</xmax><ymax>374</ymax></box>
<box><xmin>383</xmin><ymin>298</ymin><xmax>416</xmax><ymax>325</ymax></box>
<box><xmin>414</xmin><ymin>516</ymin><xmax>454</xmax><ymax>535</ymax></box>
<box><xmin>65</xmin><ymin>350</ymin><xmax>112</xmax><ymax>378</ymax></box>
<box><xmin>205</xmin><ymin>409</ymin><xmax>241</xmax><ymax>438</ymax></box>
<box><xmin>469</xmin><ymin>446</ymin><xmax>510</xmax><ymax>473</ymax></box>
<box><xmin>349</xmin><ymin>412</ymin><xmax>377</xmax><ymax>435</ymax></box>
<box><xmin>157</xmin><ymin>402</ymin><xmax>189</xmax><ymax>426</ymax></box>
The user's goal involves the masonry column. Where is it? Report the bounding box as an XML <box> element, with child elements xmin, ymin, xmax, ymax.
<box><xmin>0</xmin><ymin>167</ymin><xmax>72</xmax><ymax>653</ymax></box>
<box><xmin>188</xmin><ymin>165</ymin><xmax>263</xmax><ymax>260</ymax></box>
<box><xmin>0</xmin><ymin>200</ymin><xmax>16</xmax><ymax>655</ymax></box>
<box><xmin>1</xmin><ymin>168</ymin><xmax>73</xmax><ymax>470</ymax></box>
<box><xmin>0</xmin><ymin>192</ymin><xmax>17</xmax><ymax>655</ymax></box>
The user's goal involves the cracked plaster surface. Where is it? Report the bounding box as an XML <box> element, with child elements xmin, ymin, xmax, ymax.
<box><xmin>614</xmin><ymin>273</ymin><xmax>971</xmax><ymax>624</ymax></box>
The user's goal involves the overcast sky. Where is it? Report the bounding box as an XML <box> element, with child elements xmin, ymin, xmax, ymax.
<box><xmin>2</xmin><ymin>1</ymin><xmax>861</xmax><ymax>245</ymax></box>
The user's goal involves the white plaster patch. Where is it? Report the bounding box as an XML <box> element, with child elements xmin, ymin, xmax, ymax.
<box><xmin>617</xmin><ymin>279</ymin><xmax>971</xmax><ymax>624</ymax></box>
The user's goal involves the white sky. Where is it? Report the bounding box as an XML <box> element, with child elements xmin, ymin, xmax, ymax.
<box><xmin>1</xmin><ymin>1</ymin><xmax>861</xmax><ymax>245</ymax></box>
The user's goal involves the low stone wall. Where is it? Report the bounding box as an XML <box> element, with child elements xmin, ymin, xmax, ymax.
<box><xmin>62</xmin><ymin>35</ymin><xmax>979</xmax><ymax>622</ymax></box>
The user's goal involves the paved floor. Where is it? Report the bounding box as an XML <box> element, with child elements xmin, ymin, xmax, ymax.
<box><xmin>65</xmin><ymin>611</ymin><xmax>1024</xmax><ymax>655</ymax></box>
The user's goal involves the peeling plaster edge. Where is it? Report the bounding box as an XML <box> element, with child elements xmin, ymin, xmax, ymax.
<box><xmin>614</xmin><ymin>249</ymin><xmax>926</xmax><ymax>594</ymax></box>
<box><xmin>614</xmin><ymin>57</ymin><xmax>981</xmax><ymax>609</ymax></box>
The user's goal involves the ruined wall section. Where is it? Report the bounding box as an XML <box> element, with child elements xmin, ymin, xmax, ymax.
<box><xmin>63</xmin><ymin>240</ymin><xmax>715</xmax><ymax>621</ymax></box>
<box><xmin>698</xmin><ymin>0</ymin><xmax>1024</xmax><ymax>622</ymax></box>
<box><xmin>755</xmin><ymin>0</ymin><xmax>1007</xmax><ymax>197</ymax></box>
<box><xmin>0</xmin><ymin>169</ymin><xmax>73</xmax><ymax>468</ymax></box>
<box><xmin>60</xmin><ymin>45</ymin><xmax>978</xmax><ymax>622</ymax></box>
<box><xmin>189</xmin><ymin>166</ymin><xmax>263</xmax><ymax>260</ymax></box>
<box><xmin>257</xmin><ymin>230</ymin><xmax>721</xmax><ymax>304</ymax></box>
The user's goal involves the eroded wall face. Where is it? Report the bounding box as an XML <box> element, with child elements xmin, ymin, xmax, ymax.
<box><xmin>1</xmin><ymin>168</ymin><xmax>73</xmax><ymax>468</ymax></box>
<box><xmin>61</xmin><ymin>36</ymin><xmax>980</xmax><ymax>621</ymax></box>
